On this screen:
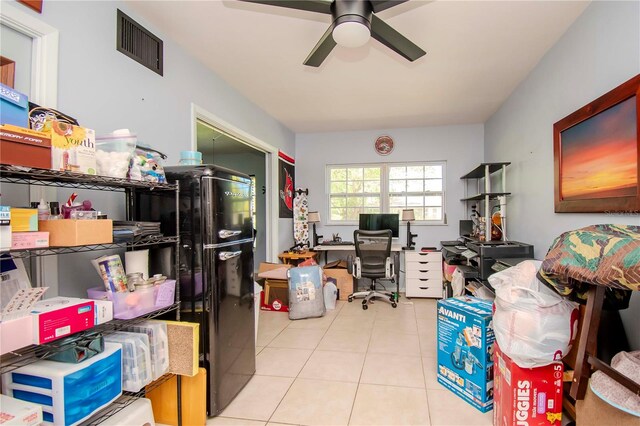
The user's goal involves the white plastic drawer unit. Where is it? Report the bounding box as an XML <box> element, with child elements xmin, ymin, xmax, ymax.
<box><xmin>404</xmin><ymin>251</ymin><xmax>443</xmax><ymax>298</ymax></box>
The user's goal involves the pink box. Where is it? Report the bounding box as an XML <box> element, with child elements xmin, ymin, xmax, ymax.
<box><xmin>30</xmin><ymin>297</ymin><xmax>94</xmax><ymax>344</ymax></box>
<box><xmin>0</xmin><ymin>315</ymin><xmax>34</xmax><ymax>355</ymax></box>
<box><xmin>11</xmin><ymin>231</ymin><xmax>49</xmax><ymax>249</ymax></box>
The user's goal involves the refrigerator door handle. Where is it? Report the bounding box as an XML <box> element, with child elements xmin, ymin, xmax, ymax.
<box><xmin>218</xmin><ymin>250</ymin><xmax>242</xmax><ymax>261</ymax></box>
<box><xmin>218</xmin><ymin>229</ymin><xmax>242</xmax><ymax>239</ymax></box>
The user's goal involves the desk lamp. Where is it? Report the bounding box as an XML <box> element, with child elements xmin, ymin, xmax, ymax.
<box><xmin>308</xmin><ymin>211</ymin><xmax>323</xmax><ymax>247</ymax></box>
<box><xmin>402</xmin><ymin>209</ymin><xmax>417</xmax><ymax>250</ymax></box>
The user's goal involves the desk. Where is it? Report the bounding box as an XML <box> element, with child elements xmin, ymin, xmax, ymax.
<box><xmin>313</xmin><ymin>243</ymin><xmax>403</xmax><ymax>264</ymax></box>
<box><xmin>277</xmin><ymin>251</ymin><xmax>318</xmax><ymax>266</ymax></box>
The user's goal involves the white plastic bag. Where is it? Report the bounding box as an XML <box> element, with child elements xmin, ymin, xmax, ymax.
<box><xmin>489</xmin><ymin>260</ymin><xmax>579</xmax><ymax>368</ymax></box>
<box><xmin>451</xmin><ymin>267</ymin><xmax>465</xmax><ymax>297</ymax></box>
<box><xmin>323</xmin><ymin>281</ymin><xmax>337</xmax><ymax>310</ymax></box>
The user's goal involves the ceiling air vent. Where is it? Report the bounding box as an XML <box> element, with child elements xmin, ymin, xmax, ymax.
<box><xmin>117</xmin><ymin>9</ymin><xmax>163</xmax><ymax>76</ymax></box>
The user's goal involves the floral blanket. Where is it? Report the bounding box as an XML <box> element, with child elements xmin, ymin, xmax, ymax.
<box><xmin>538</xmin><ymin>224</ymin><xmax>639</xmax><ymax>309</ymax></box>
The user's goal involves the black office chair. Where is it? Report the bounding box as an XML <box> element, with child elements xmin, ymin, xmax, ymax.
<box><xmin>347</xmin><ymin>229</ymin><xmax>397</xmax><ymax>310</ymax></box>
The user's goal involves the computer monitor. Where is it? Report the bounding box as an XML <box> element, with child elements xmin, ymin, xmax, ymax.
<box><xmin>358</xmin><ymin>213</ymin><xmax>399</xmax><ymax>238</ymax></box>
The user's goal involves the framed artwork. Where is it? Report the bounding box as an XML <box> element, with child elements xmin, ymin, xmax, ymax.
<box><xmin>553</xmin><ymin>74</ymin><xmax>640</xmax><ymax>213</ymax></box>
<box><xmin>278</xmin><ymin>151</ymin><xmax>295</xmax><ymax>218</ymax></box>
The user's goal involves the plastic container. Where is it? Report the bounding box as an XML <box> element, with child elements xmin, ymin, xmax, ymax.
<box><xmin>179</xmin><ymin>150</ymin><xmax>202</xmax><ymax>165</ymax></box>
<box><xmin>87</xmin><ymin>279</ymin><xmax>176</xmax><ymax>320</ymax></box>
<box><xmin>104</xmin><ymin>332</ymin><xmax>152</xmax><ymax>392</ymax></box>
<box><xmin>95</xmin><ymin>129</ymin><xmax>137</xmax><ymax>178</ymax></box>
<box><xmin>99</xmin><ymin>398</ymin><xmax>155</xmax><ymax>426</ymax></box>
<box><xmin>1</xmin><ymin>342</ymin><xmax>122</xmax><ymax>426</ymax></box>
<box><xmin>123</xmin><ymin>321</ymin><xmax>169</xmax><ymax>380</ymax></box>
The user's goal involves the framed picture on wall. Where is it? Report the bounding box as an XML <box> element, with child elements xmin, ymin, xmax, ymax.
<box><xmin>553</xmin><ymin>74</ymin><xmax>640</xmax><ymax>213</ymax></box>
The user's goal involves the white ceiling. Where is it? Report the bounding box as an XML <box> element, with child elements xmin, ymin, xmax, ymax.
<box><xmin>127</xmin><ymin>0</ymin><xmax>589</xmax><ymax>133</ymax></box>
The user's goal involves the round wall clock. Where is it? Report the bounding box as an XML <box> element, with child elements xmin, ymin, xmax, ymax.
<box><xmin>374</xmin><ymin>136</ymin><xmax>394</xmax><ymax>155</ymax></box>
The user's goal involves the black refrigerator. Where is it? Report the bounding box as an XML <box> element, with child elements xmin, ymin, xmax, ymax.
<box><xmin>136</xmin><ymin>165</ymin><xmax>256</xmax><ymax>416</ymax></box>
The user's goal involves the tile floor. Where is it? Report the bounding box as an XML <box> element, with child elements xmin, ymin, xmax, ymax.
<box><xmin>208</xmin><ymin>297</ymin><xmax>494</xmax><ymax>426</ymax></box>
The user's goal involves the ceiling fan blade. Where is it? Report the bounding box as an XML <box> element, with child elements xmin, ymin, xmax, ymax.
<box><xmin>303</xmin><ymin>24</ymin><xmax>337</xmax><ymax>67</ymax></box>
<box><xmin>237</xmin><ymin>0</ymin><xmax>332</xmax><ymax>15</ymax></box>
<box><xmin>370</xmin><ymin>14</ymin><xmax>425</xmax><ymax>61</ymax></box>
<box><xmin>369</xmin><ymin>0</ymin><xmax>409</xmax><ymax>13</ymax></box>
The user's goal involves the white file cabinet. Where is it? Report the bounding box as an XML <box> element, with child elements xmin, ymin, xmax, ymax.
<box><xmin>404</xmin><ymin>251</ymin><xmax>443</xmax><ymax>298</ymax></box>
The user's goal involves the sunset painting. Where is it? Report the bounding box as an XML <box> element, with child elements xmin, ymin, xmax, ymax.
<box><xmin>560</xmin><ymin>96</ymin><xmax>637</xmax><ymax>200</ymax></box>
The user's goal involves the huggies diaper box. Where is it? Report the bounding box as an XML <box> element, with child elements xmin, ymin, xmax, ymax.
<box><xmin>493</xmin><ymin>343</ymin><xmax>564</xmax><ymax>426</ymax></box>
<box><xmin>437</xmin><ymin>296</ymin><xmax>495</xmax><ymax>412</ymax></box>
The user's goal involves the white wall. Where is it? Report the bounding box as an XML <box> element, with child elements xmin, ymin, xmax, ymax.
<box><xmin>295</xmin><ymin>124</ymin><xmax>484</xmax><ymax>265</ymax></box>
<box><xmin>8</xmin><ymin>0</ymin><xmax>295</xmax><ymax>294</ymax></box>
<box><xmin>484</xmin><ymin>1</ymin><xmax>640</xmax><ymax>348</ymax></box>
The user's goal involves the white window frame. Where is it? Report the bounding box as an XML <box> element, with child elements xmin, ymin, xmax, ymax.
<box><xmin>326</xmin><ymin>161</ymin><xmax>446</xmax><ymax>225</ymax></box>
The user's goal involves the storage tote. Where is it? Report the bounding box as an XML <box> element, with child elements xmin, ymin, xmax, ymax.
<box><xmin>1</xmin><ymin>342</ymin><xmax>122</xmax><ymax>426</ymax></box>
<box><xmin>124</xmin><ymin>321</ymin><xmax>169</xmax><ymax>380</ymax></box>
<box><xmin>104</xmin><ymin>331</ymin><xmax>152</xmax><ymax>392</ymax></box>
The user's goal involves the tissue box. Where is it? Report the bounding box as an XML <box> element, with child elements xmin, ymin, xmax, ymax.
<box><xmin>10</xmin><ymin>208</ymin><xmax>37</xmax><ymax>232</ymax></box>
<box><xmin>38</xmin><ymin>219</ymin><xmax>112</xmax><ymax>246</ymax></box>
<box><xmin>30</xmin><ymin>297</ymin><xmax>95</xmax><ymax>344</ymax></box>
<box><xmin>2</xmin><ymin>342</ymin><xmax>122</xmax><ymax>426</ymax></box>
<box><xmin>0</xmin><ymin>83</ymin><xmax>29</xmax><ymax>127</ymax></box>
<box><xmin>11</xmin><ymin>231</ymin><xmax>49</xmax><ymax>249</ymax></box>
<box><xmin>0</xmin><ymin>395</ymin><xmax>43</xmax><ymax>426</ymax></box>
<box><xmin>48</xmin><ymin>121</ymin><xmax>96</xmax><ymax>175</ymax></box>
<box><xmin>493</xmin><ymin>344</ymin><xmax>564</xmax><ymax>426</ymax></box>
<box><xmin>437</xmin><ymin>296</ymin><xmax>495</xmax><ymax>412</ymax></box>
<box><xmin>0</xmin><ymin>315</ymin><xmax>34</xmax><ymax>355</ymax></box>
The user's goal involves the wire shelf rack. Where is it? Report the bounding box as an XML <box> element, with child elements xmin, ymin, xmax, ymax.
<box><xmin>2</xmin><ymin>235</ymin><xmax>179</xmax><ymax>258</ymax></box>
<box><xmin>0</xmin><ymin>164</ymin><xmax>177</xmax><ymax>192</ymax></box>
<box><xmin>80</xmin><ymin>373</ymin><xmax>175</xmax><ymax>425</ymax></box>
<box><xmin>0</xmin><ymin>303</ymin><xmax>179</xmax><ymax>375</ymax></box>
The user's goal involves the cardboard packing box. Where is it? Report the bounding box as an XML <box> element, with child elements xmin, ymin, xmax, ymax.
<box><xmin>30</xmin><ymin>297</ymin><xmax>95</xmax><ymax>344</ymax></box>
<box><xmin>493</xmin><ymin>343</ymin><xmax>564</xmax><ymax>426</ymax></box>
<box><xmin>38</xmin><ymin>219</ymin><xmax>112</xmax><ymax>246</ymax></box>
<box><xmin>323</xmin><ymin>260</ymin><xmax>353</xmax><ymax>300</ymax></box>
<box><xmin>257</xmin><ymin>262</ymin><xmax>292</xmax><ymax>312</ymax></box>
<box><xmin>437</xmin><ymin>296</ymin><xmax>495</xmax><ymax>412</ymax></box>
<box><xmin>0</xmin><ymin>83</ymin><xmax>29</xmax><ymax>128</ymax></box>
<box><xmin>0</xmin><ymin>124</ymin><xmax>51</xmax><ymax>169</ymax></box>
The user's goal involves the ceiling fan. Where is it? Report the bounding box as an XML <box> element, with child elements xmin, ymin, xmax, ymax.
<box><xmin>238</xmin><ymin>0</ymin><xmax>426</xmax><ymax>67</ymax></box>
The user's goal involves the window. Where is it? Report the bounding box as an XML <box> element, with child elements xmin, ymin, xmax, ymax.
<box><xmin>327</xmin><ymin>162</ymin><xmax>445</xmax><ymax>223</ymax></box>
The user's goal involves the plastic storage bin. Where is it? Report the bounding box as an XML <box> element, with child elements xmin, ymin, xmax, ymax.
<box><xmin>124</xmin><ymin>321</ymin><xmax>169</xmax><ymax>380</ymax></box>
<box><xmin>1</xmin><ymin>342</ymin><xmax>122</xmax><ymax>426</ymax></box>
<box><xmin>86</xmin><ymin>279</ymin><xmax>176</xmax><ymax>320</ymax></box>
<box><xmin>95</xmin><ymin>129</ymin><xmax>137</xmax><ymax>178</ymax></box>
<box><xmin>100</xmin><ymin>398</ymin><xmax>155</xmax><ymax>426</ymax></box>
<box><xmin>104</xmin><ymin>332</ymin><xmax>152</xmax><ymax>392</ymax></box>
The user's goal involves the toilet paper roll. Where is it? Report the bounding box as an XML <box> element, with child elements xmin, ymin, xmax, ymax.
<box><xmin>125</xmin><ymin>249</ymin><xmax>149</xmax><ymax>280</ymax></box>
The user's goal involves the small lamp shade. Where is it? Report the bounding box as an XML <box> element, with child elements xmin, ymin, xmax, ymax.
<box><xmin>308</xmin><ymin>211</ymin><xmax>321</xmax><ymax>223</ymax></box>
<box><xmin>401</xmin><ymin>209</ymin><xmax>415</xmax><ymax>222</ymax></box>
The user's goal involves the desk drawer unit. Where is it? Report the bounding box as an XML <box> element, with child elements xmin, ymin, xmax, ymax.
<box><xmin>405</xmin><ymin>251</ymin><xmax>442</xmax><ymax>298</ymax></box>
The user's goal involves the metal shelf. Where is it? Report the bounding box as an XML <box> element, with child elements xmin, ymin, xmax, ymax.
<box><xmin>80</xmin><ymin>373</ymin><xmax>174</xmax><ymax>425</ymax></box>
<box><xmin>460</xmin><ymin>192</ymin><xmax>511</xmax><ymax>201</ymax></box>
<box><xmin>0</xmin><ymin>303</ymin><xmax>179</xmax><ymax>375</ymax></box>
<box><xmin>2</xmin><ymin>235</ymin><xmax>179</xmax><ymax>258</ymax></box>
<box><xmin>0</xmin><ymin>164</ymin><xmax>177</xmax><ymax>192</ymax></box>
<box><xmin>460</xmin><ymin>162</ymin><xmax>511</xmax><ymax>179</ymax></box>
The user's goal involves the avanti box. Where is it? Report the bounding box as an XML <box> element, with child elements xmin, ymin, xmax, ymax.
<box><xmin>437</xmin><ymin>296</ymin><xmax>495</xmax><ymax>412</ymax></box>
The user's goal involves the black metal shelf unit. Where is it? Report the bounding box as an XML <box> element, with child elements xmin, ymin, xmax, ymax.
<box><xmin>0</xmin><ymin>164</ymin><xmax>182</xmax><ymax>425</ymax></box>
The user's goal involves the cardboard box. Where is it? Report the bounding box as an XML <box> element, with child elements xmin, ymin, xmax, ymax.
<box><xmin>437</xmin><ymin>296</ymin><xmax>495</xmax><ymax>412</ymax></box>
<box><xmin>257</xmin><ymin>262</ymin><xmax>292</xmax><ymax>311</ymax></box>
<box><xmin>323</xmin><ymin>260</ymin><xmax>353</xmax><ymax>300</ymax></box>
<box><xmin>0</xmin><ymin>124</ymin><xmax>51</xmax><ymax>169</ymax></box>
<box><xmin>0</xmin><ymin>83</ymin><xmax>29</xmax><ymax>128</ymax></box>
<box><xmin>30</xmin><ymin>297</ymin><xmax>95</xmax><ymax>344</ymax></box>
<box><xmin>0</xmin><ymin>395</ymin><xmax>43</xmax><ymax>426</ymax></box>
<box><xmin>48</xmin><ymin>121</ymin><xmax>96</xmax><ymax>174</ymax></box>
<box><xmin>494</xmin><ymin>343</ymin><xmax>564</xmax><ymax>426</ymax></box>
<box><xmin>11</xmin><ymin>231</ymin><xmax>49</xmax><ymax>249</ymax></box>
<box><xmin>38</xmin><ymin>219</ymin><xmax>112</xmax><ymax>246</ymax></box>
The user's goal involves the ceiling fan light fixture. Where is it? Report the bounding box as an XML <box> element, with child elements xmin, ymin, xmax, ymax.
<box><xmin>332</xmin><ymin>21</ymin><xmax>370</xmax><ymax>48</ymax></box>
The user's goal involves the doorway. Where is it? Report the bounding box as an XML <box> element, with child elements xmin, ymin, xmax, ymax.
<box><xmin>196</xmin><ymin>120</ymin><xmax>269</xmax><ymax>268</ymax></box>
